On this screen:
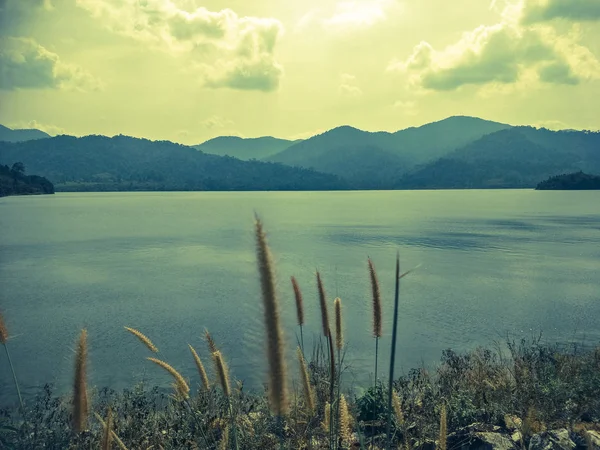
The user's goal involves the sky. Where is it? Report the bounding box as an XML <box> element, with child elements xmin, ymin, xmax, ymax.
<box><xmin>0</xmin><ymin>0</ymin><xmax>599</xmax><ymax>144</ymax></box>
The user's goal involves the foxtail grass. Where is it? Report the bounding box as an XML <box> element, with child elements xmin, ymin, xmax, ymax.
<box><xmin>213</xmin><ymin>350</ymin><xmax>231</xmax><ymax>397</ymax></box>
<box><xmin>147</xmin><ymin>357</ymin><xmax>189</xmax><ymax>399</ymax></box>
<box><xmin>297</xmin><ymin>346</ymin><xmax>315</xmax><ymax>414</ymax></box>
<box><xmin>291</xmin><ymin>276</ymin><xmax>305</xmax><ymax>353</ymax></box>
<box><xmin>95</xmin><ymin>412</ymin><xmax>128</xmax><ymax>450</ymax></box>
<box><xmin>438</xmin><ymin>403</ymin><xmax>447</xmax><ymax>450</ymax></box>
<box><xmin>124</xmin><ymin>327</ymin><xmax>158</xmax><ymax>352</ymax></box>
<box><xmin>205</xmin><ymin>328</ymin><xmax>218</xmax><ymax>354</ymax></box>
<box><xmin>73</xmin><ymin>329</ymin><xmax>89</xmax><ymax>434</ymax></box>
<box><xmin>101</xmin><ymin>407</ymin><xmax>113</xmax><ymax>450</ymax></box>
<box><xmin>255</xmin><ymin>216</ymin><xmax>288</xmax><ymax>416</ymax></box>
<box><xmin>189</xmin><ymin>344</ymin><xmax>210</xmax><ymax>390</ymax></box>
<box><xmin>338</xmin><ymin>394</ymin><xmax>352</xmax><ymax>447</ymax></box>
<box><xmin>334</xmin><ymin>298</ymin><xmax>343</xmax><ymax>353</ymax></box>
<box><xmin>368</xmin><ymin>258</ymin><xmax>382</xmax><ymax>445</ymax></box>
<box><xmin>316</xmin><ymin>271</ymin><xmax>330</xmax><ymax>337</ymax></box>
<box><xmin>0</xmin><ymin>310</ymin><xmax>24</xmax><ymax>412</ymax></box>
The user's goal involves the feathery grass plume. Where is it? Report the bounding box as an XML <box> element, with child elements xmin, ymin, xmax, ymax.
<box><xmin>0</xmin><ymin>310</ymin><xmax>24</xmax><ymax>411</ymax></box>
<box><xmin>95</xmin><ymin>412</ymin><xmax>128</xmax><ymax>450</ymax></box>
<box><xmin>124</xmin><ymin>327</ymin><xmax>158</xmax><ymax>353</ymax></box>
<box><xmin>334</xmin><ymin>297</ymin><xmax>343</xmax><ymax>352</ymax></box>
<box><xmin>291</xmin><ymin>276</ymin><xmax>304</xmax><ymax>327</ymax></box>
<box><xmin>101</xmin><ymin>407</ymin><xmax>113</xmax><ymax>450</ymax></box>
<box><xmin>0</xmin><ymin>310</ymin><xmax>8</xmax><ymax>344</ymax></box>
<box><xmin>147</xmin><ymin>357</ymin><xmax>190</xmax><ymax>399</ymax></box>
<box><xmin>204</xmin><ymin>328</ymin><xmax>218</xmax><ymax>354</ymax></box>
<box><xmin>255</xmin><ymin>216</ymin><xmax>288</xmax><ymax>415</ymax></box>
<box><xmin>218</xmin><ymin>425</ymin><xmax>230</xmax><ymax>450</ymax></box>
<box><xmin>392</xmin><ymin>390</ymin><xmax>404</xmax><ymax>425</ymax></box>
<box><xmin>72</xmin><ymin>329</ymin><xmax>88</xmax><ymax>434</ymax></box>
<box><xmin>339</xmin><ymin>394</ymin><xmax>352</xmax><ymax>446</ymax></box>
<box><xmin>188</xmin><ymin>344</ymin><xmax>210</xmax><ymax>390</ymax></box>
<box><xmin>316</xmin><ymin>271</ymin><xmax>330</xmax><ymax>337</ymax></box>
<box><xmin>213</xmin><ymin>350</ymin><xmax>231</xmax><ymax>397</ymax></box>
<box><xmin>438</xmin><ymin>403</ymin><xmax>447</xmax><ymax>450</ymax></box>
<box><xmin>322</xmin><ymin>402</ymin><xmax>331</xmax><ymax>433</ymax></box>
<box><xmin>296</xmin><ymin>347</ymin><xmax>315</xmax><ymax>414</ymax></box>
<box><xmin>368</xmin><ymin>258</ymin><xmax>382</xmax><ymax>338</ymax></box>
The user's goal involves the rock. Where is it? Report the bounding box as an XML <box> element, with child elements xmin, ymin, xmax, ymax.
<box><xmin>504</xmin><ymin>414</ymin><xmax>523</xmax><ymax>431</ymax></box>
<box><xmin>529</xmin><ymin>429</ymin><xmax>576</xmax><ymax>450</ymax></box>
<box><xmin>446</xmin><ymin>430</ymin><xmax>516</xmax><ymax>450</ymax></box>
<box><xmin>586</xmin><ymin>431</ymin><xmax>600</xmax><ymax>450</ymax></box>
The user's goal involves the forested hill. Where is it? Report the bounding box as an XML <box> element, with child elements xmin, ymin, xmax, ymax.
<box><xmin>536</xmin><ymin>172</ymin><xmax>600</xmax><ymax>190</ymax></box>
<box><xmin>0</xmin><ymin>135</ymin><xmax>345</xmax><ymax>192</ymax></box>
<box><xmin>0</xmin><ymin>163</ymin><xmax>55</xmax><ymax>197</ymax></box>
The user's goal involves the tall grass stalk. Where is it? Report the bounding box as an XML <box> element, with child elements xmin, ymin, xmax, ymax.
<box><xmin>369</xmin><ymin>257</ymin><xmax>382</xmax><ymax>444</ymax></box>
<box><xmin>386</xmin><ymin>253</ymin><xmax>401</xmax><ymax>449</ymax></box>
<box><xmin>124</xmin><ymin>327</ymin><xmax>159</xmax><ymax>353</ymax></box>
<box><xmin>95</xmin><ymin>412</ymin><xmax>128</xmax><ymax>450</ymax></box>
<box><xmin>297</xmin><ymin>347</ymin><xmax>315</xmax><ymax>414</ymax></box>
<box><xmin>101</xmin><ymin>407</ymin><xmax>113</xmax><ymax>450</ymax></box>
<box><xmin>0</xmin><ymin>311</ymin><xmax>24</xmax><ymax>412</ymax></box>
<box><xmin>213</xmin><ymin>349</ymin><xmax>238</xmax><ymax>450</ymax></box>
<box><xmin>291</xmin><ymin>276</ymin><xmax>305</xmax><ymax>354</ymax></box>
<box><xmin>438</xmin><ymin>403</ymin><xmax>447</xmax><ymax>450</ymax></box>
<box><xmin>72</xmin><ymin>329</ymin><xmax>89</xmax><ymax>434</ymax></box>
<box><xmin>189</xmin><ymin>344</ymin><xmax>210</xmax><ymax>390</ymax></box>
<box><xmin>255</xmin><ymin>217</ymin><xmax>288</xmax><ymax>416</ymax></box>
<box><xmin>147</xmin><ymin>357</ymin><xmax>190</xmax><ymax>399</ymax></box>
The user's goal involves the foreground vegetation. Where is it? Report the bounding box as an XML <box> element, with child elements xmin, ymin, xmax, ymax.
<box><xmin>1</xmin><ymin>218</ymin><xmax>599</xmax><ymax>449</ymax></box>
<box><xmin>0</xmin><ymin>162</ymin><xmax>54</xmax><ymax>197</ymax></box>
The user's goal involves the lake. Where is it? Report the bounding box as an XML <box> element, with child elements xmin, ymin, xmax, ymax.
<box><xmin>1</xmin><ymin>190</ymin><xmax>599</xmax><ymax>407</ymax></box>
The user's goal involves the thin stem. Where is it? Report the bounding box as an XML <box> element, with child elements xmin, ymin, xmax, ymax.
<box><xmin>300</xmin><ymin>324</ymin><xmax>304</xmax><ymax>356</ymax></box>
<box><xmin>372</xmin><ymin>336</ymin><xmax>379</xmax><ymax>447</ymax></box>
<box><xmin>4</xmin><ymin>344</ymin><xmax>24</xmax><ymax>412</ymax></box>
<box><xmin>386</xmin><ymin>253</ymin><xmax>401</xmax><ymax>450</ymax></box>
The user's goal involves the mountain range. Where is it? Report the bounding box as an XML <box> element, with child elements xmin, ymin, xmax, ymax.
<box><xmin>1</xmin><ymin>116</ymin><xmax>598</xmax><ymax>191</ymax></box>
<box><xmin>0</xmin><ymin>124</ymin><xmax>51</xmax><ymax>143</ymax></box>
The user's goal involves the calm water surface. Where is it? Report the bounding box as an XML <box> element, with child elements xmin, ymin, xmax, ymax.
<box><xmin>1</xmin><ymin>190</ymin><xmax>599</xmax><ymax>406</ymax></box>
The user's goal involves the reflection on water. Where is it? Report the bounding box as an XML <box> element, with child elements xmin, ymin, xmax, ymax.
<box><xmin>1</xmin><ymin>190</ymin><xmax>599</xmax><ymax>406</ymax></box>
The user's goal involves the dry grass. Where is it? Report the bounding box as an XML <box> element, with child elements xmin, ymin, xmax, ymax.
<box><xmin>334</xmin><ymin>297</ymin><xmax>343</xmax><ymax>352</ymax></box>
<box><xmin>147</xmin><ymin>357</ymin><xmax>189</xmax><ymax>399</ymax></box>
<box><xmin>189</xmin><ymin>344</ymin><xmax>210</xmax><ymax>390</ymax></box>
<box><xmin>213</xmin><ymin>350</ymin><xmax>231</xmax><ymax>398</ymax></box>
<box><xmin>255</xmin><ymin>216</ymin><xmax>288</xmax><ymax>416</ymax></box>
<box><xmin>297</xmin><ymin>346</ymin><xmax>315</xmax><ymax>414</ymax></box>
<box><xmin>0</xmin><ymin>310</ymin><xmax>8</xmax><ymax>344</ymax></box>
<box><xmin>291</xmin><ymin>276</ymin><xmax>304</xmax><ymax>327</ymax></box>
<box><xmin>368</xmin><ymin>258</ymin><xmax>382</xmax><ymax>339</ymax></box>
<box><xmin>72</xmin><ymin>329</ymin><xmax>88</xmax><ymax>434</ymax></box>
<box><xmin>316</xmin><ymin>271</ymin><xmax>330</xmax><ymax>337</ymax></box>
<box><xmin>124</xmin><ymin>327</ymin><xmax>159</xmax><ymax>353</ymax></box>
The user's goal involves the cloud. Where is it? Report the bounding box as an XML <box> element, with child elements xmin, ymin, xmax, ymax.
<box><xmin>0</xmin><ymin>0</ymin><xmax>53</xmax><ymax>35</ymax></box>
<box><xmin>12</xmin><ymin>120</ymin><xmax>66</xmax><ymax>135</ymax></box>
<box><xmin>200</xmin><ymin>115</ymin><xmax>234</xmax><ymax>129</ymax></box>
<box><xmin>387</xmin><ymin>2</ymin><xmax>600</xmax><ymax>92</ymax></box>
<box><xmin>338</xmin><ymin>73</ymin><xmax>363</xmax><ymax>97</ymax></box>
<box><xmin>521</xmin><ymin>0</ymin><xmax>600</xmax><ymax>23</ymax></box>
<box><xmin>297</xmin><ymin>0</ymin><xmax>396</xmax><ymax>33</ymax></box>
<box><xmin>392</xmin><ymin>100</ymin><xmax>418</xmax><ymax>115</ymax></box>
<box><xmin>76</xmin><ymin>0</ymin><xmax>284</xmax><ymax>92</ymax></box>
<box><xmin>0</xmin><ymin>37</ymin><xmax>101</xmax><ymax>91</ymax></box>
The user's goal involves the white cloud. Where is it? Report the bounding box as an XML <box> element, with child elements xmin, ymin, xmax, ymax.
<box><xmin>200</xmin><ymin>115</ymin><xmax>234</xmax><ymax>129</ymax></box>
<box><xmin>0</xmin><ymin>37</ymin><xmax>101</xmax><ymax>91</ymax></box>
<box><xmin>76</xmin><ymin>0</ymin><xmax>284</xmax><ymax>91</ymax></box>
<box><xmin>338</xmin><ymin>73</ymin><xmax>363</xmax><ymax>97</ymax></box>
<box><xmin>387</xmin><ymin>1</ymin><xmax>600</xmax><ymax>92</ymax></box>
<box><xmin>392</xmin><ymin>100</ymin><xmax>418</xmax><ymax>115</ymax></box>
<box><xmin>8</xmin><ymin>120</ymin><xmax>66</xmax><ymax>135</ymax></box>
<box><xmin>297</xmin><ymin>0</ymin><xmax>397</xmax><ymax>33</ymax></box>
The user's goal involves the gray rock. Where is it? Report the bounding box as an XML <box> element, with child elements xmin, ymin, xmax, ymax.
<box><xmin>446</xmin><ymin>431</ymin><xmax>517</xmax><ymax>450</ymax></box>
<box><xmin>529</xmin><ymin>429</ymin><xmax>576</xmax><ymax>450</ymax></box>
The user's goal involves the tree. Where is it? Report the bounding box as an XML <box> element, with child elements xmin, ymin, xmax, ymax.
<box><xmin>11</xmin><ymin>162</ymin><xmax>25</xmax><ymax>174</ymax></box>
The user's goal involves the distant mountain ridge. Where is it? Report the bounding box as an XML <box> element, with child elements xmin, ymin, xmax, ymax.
<box><xmin>265</xmin><ymin>116</ymin><xmax>513</xmax><ymax>188</ymax></box>
<box><xmin>0</xmin><ymin>124</ymin><xmax>51</xmax><ymax>142</ymax></box>
<box><xmin>1</xmin><ymin>116</ymin><xmax>597</xmax><ymax>191</ymax></box>
<box><xmin>0</xmin><ymin>135</ymin><xmax>345</xmax><ymax>192</ymax></box>
<box><xmin>194</xmin><ymin>136</ymin><xmax>300</xmax><ymax>161</ymax></box>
